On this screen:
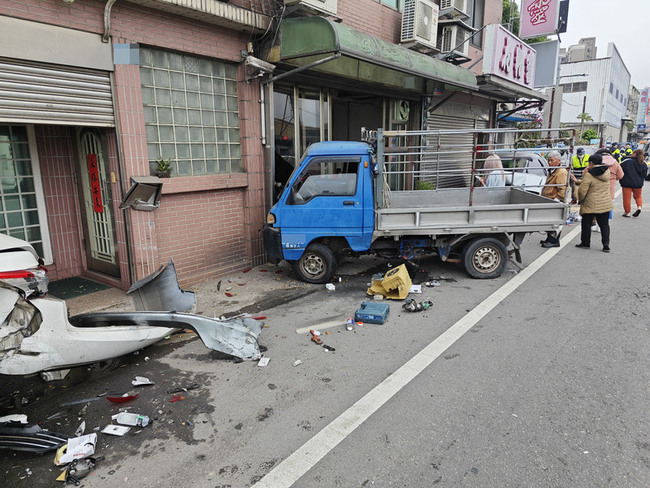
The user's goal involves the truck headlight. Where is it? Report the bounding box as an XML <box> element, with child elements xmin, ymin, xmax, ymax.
<box><xmin>266</xmin><ymin>212</ymin><xmax>276</xmax><ymax>224</ymax></box>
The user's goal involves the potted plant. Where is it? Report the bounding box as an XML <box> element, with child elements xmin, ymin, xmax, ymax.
<box><xmin>155</xmin><ymin>158</ymin><xmax>173</xmax><ymax>178</ymax></box>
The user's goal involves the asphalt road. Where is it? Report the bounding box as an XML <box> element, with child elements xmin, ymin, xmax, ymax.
<box><xmin>1</xmin><ymin>203</ymin><xmax>649</xmax><ymax>488</ymax></box>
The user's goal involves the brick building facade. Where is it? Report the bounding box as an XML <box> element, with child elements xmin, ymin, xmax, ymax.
<box><xmin>0</xmin><ymin>0</ymin><xmax>540</xmax><ymax>291</ymax></box>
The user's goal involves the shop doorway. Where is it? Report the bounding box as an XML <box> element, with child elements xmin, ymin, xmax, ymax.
<box><xmin>331</xmin><ymin>96</ymin><xmax>382</xmax><ymax>141</ymax></box>
<box><xmin>76</xmin><ymin>129</ymin><xmax>120</xmax><ymax>278</ymax></box>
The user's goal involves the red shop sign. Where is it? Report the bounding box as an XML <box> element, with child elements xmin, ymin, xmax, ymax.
<box><xmin>87</xmin><ymin>154</ymin><xmax>103</xmax><ymax>213</ymax></box>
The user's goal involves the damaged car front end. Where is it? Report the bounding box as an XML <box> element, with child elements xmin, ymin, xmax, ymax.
<box><xmin>0</xmin><ymin>238</ymin><xmax>264</xmax><ymax>376</ymax></box>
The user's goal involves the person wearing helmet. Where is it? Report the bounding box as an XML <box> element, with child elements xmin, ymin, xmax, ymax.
<box><xmin>625</xmin><ymin>142</ymin><xmax>633</xmax><ymax>156</ymax></box>
<box><xmin>611</xmin><ymin>142</ymin><xmax>621</xmax><ymax>162</ymax></box>
<box><xmin>570</xmin><ymin>148</ymin><xmax>590</xmax><ymax>203</ymax></box>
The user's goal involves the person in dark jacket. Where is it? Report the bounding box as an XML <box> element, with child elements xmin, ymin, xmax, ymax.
<box><xmin>619</xmin><ymin>149</ymin><xmax>647</xmax><ymax>217</ymax></box>
<box><xmin>575</xmin><ymin>153</ymin><xmax>613</xmax><ymax>252</ymax></box>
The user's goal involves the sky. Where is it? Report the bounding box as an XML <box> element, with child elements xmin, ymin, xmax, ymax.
<box><xmin>517</xmin><ymin>0</ymin><xmax>650</xmax><ymax>89</ymax></box>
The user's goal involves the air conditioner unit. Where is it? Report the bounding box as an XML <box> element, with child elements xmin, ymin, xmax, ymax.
<box><xmin>438</xmin><ymin>25</ymin><xmax>469</xmax><ymax>56</ymax></box>
<box><xmin>439</xmin><ymin>0</ymin><xmax>468</xmax><ymax>18</ymax></box>
<box><xmin>401</xmin><ymin>0</ymin><xmax>439</xmax><ymax>49</ymax></box>
<box><xmin>284</xmin><ymin>0</ymin><xmax>337</xmax><ymax>16</ymax></box>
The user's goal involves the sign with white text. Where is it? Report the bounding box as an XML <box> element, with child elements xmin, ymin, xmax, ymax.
<box><xmin>520</xmin><ymin>0</ymin><xmax>560</xmax><ymax>39</ymax></box>
<box><xmin>483</xmin><ymin>24</ymin><xmax>537</xmax><ymax>90</ymax></box>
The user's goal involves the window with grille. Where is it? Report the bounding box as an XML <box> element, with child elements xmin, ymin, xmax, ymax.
<box><xmin>140</xmin><ymin>48</ymin><xmax>241</xmax><ymax>177</ymax></box>
<box><xmin>0</xmin><ymin>125</ymin><xmax>44</xmax><ymax>256</ymax></box>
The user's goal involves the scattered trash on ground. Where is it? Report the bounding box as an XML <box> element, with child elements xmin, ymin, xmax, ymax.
<box><xmin>54</xmin><ymin>433</ymin><xmax>97</xmax><ymax>465</ymax></box>
<box><xmin>166</xmin><ymin>383</ymin><xmax>200</xmax><ymax>394</ymax></box>
<box><xmin>169</xmin><ymin>394</ymin><xmax>185</xmax><ymax>403</ymax></box>
<box><xmin>310</xmin><ymin>330</ymin><xmax>323</xmax><ymax>344</ymax></box>
<box><xmin>424</xmin><ymin>280</ymin><xmax>441</xmax><ymax>287</ymax></box>
<box><xmin>402</xmin><ymin>298</ymin><xmax>433</xmax><ymax>312</ymax></box>
<box><xmin>322</xmin><ymin>345</ymin><xmax>336</xmax><ymax>352</ymax></box>
<box><xmin>257</xmin><ymin>357</ymin><xmax>270</xmax><ymax>367</ymax></box>
<box><xmin>325</xmin><ymin>283</ymin><xmax>335</xmax><ymax>291</ymax></box>
<box><xmin>114</xmin><ymin>412</ymin><xmax>150</xmax><ymax>428</ymax></box>
<box><xmin>293</xmin><ymin>360</ymin><xmax>302</xmax><ymax>367</ymax></box>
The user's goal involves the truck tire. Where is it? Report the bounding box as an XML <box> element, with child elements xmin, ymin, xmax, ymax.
<box><xmin>463</xmin><ymin>237</ymin><xmax>508</xmax><ymax>279</ymax></box>
<box><xmin>293</xmin><ymin>243</ymin><xmax>336</xmax><ymax>284</ymax></box>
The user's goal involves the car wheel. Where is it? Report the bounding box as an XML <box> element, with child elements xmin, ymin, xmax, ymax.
<box><xmin>463</xmin><ymin>237</ymin><xmax>508</xmax><ymax>279</ymax></box>
<box><xmin>292</xmin><ymin>243</ymin><xmax>336</xmax><ymax>284</ymax></box>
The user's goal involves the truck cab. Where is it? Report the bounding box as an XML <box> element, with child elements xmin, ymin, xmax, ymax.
<box><xmin>264</xmin><ymin>141</ymin><xmax>375</xmax><ymax>283</ymax></box>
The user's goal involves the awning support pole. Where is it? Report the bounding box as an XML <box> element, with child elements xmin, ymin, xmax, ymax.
<box><xmin>262</xmin><ymin>53</ymin><xmax>342</xmax><ymax>85</ymax></box>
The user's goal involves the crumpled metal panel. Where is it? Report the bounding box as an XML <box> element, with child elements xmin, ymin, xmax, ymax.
<box><xmin>127</xmin><ymin>260</ymin><xmax>196</xmax><ymax>313</ymax></box>
<box><xmin>69</xmin><ymin>312</ymin><xmax>264</xmax><ymax>360</ymax></box>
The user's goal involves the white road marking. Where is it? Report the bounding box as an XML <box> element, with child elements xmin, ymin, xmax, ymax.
<box><xmin>254</xmin><ymin>224</ymin><xmax>582</xmax><ymax>488</ymax></box>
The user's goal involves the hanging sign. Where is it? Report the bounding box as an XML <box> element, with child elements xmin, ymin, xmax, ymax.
<box><xmin>483</xmin><ymin>24</ymin><xmax>537</xmax><ymax>90</ymax></box>
<box><xmin>520</xmin><ymin>0</ymin><xmax>560</xmax><ymax>39</ymax></box>
<box><xmin>87</xmin><ymin>154</ymin><xmax>103</xmax><ymax>213</ymax></box>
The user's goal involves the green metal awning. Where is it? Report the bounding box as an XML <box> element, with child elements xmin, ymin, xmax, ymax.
<box><xmin>269</xmin><ymin>17</ymin><xmax>477</xmax><ymax>93</ymax></box>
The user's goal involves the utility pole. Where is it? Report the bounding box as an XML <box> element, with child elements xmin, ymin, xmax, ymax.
<box><xmin>579</xmin><ymin>95</ymin><xmax>587</xmax><ymax>138</ymax></box>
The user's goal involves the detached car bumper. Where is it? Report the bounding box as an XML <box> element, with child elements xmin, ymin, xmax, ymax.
<box><xmin>263</xmin><ymin>225</ymin><xmax>283</xmax><ymax>263</ymax></box>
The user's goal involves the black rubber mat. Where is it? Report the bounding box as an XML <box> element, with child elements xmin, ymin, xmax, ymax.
<box><xmin>48</xmin><ymin>276</ymin><xmax>109</xmax><ymax>300</ymax></box>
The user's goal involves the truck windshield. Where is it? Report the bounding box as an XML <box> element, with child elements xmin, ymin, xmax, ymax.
<box><xmin>287</xmin><ymin>158</ymin><xmax>359</xmax><ymax>205</ymax></box>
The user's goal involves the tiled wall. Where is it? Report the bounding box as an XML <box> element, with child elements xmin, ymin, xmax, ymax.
<box><xmin>2</xmin><ymin>0</ymin><xmax>268</xmax><ymax>286</ymax></box>
<box><xmin>35</xmin><ymin>126</ymin><xmax>83</xmax><ymax>281</ymax></box>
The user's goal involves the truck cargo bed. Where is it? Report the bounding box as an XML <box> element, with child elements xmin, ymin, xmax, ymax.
<box><xmin>375</xmin><ymin>187</ymin><xmax>565</xmax><ymax>236</ymax></box>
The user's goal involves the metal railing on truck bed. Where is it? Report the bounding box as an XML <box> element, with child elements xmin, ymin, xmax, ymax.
<box><xmin>363</xmin><ymin>127</ymin><xmax>574</xmax><ymax>237</ymax></box>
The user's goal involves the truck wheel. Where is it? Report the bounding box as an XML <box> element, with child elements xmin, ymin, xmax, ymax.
<box><xmin>463</xmin><ymin>237</ymin><xmax>508</xmax><ymax>279</ymax></box>
<box><xmin>293</xmin><ymin>243</ymin><xmax>336</xmax><ymax>284</ymax></box>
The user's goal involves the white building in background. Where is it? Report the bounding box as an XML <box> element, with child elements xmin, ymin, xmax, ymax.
<box><xmin>559</xmin><ymin>42</ymin><xmax>631</xmax><ymax>144</ymax></box>
<box><xmin>636</xmin><ymin>87</ymin><xmax>650</xmax><ymax>136</ymax></box>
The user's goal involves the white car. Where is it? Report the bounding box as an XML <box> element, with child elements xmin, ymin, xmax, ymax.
<box><xmin>0</xmin><ymin>234</ymin><xmax>48</xmax><ymax>297</ymax></box>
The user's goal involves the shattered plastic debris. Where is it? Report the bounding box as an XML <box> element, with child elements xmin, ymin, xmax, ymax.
<box><xmin>169</xmin><ymin>395</ymin><xmax>186</xmax><ymax>403</ymax></box>
<box><xmin>325</xmin><ymin>283</ymin><xmax>335</xmax><ymax>291</ymax></box>
<box><xmin>322</xmin><ymin>345</ymin><xmax>336</xmax><ymax>352</ymax></box>
<box><xmin>166</xmin><ymin>383</ymin><xmax>199</xmax><ymax>394</ymax></box>
<box><xmin>106</xmin><ymin>391</ymin><xmax>139</xmax><ymax>404</ymax></box>
<box><xmin>132</xmin><ymin>376</ymin><xmax>155</xmax><ymax>386</ymax></box>
<box><xmin>424</xmin><ymin>280</ymin><xmax>441</xmax><ymax>287</ymax></box>
<box><xmin>0</xmin><ymin>422</ymin><xmax>67</xmax><ymax>453</ymax></box>
<box><xmin>293</xmin><ymin>360</ymin><xmax>302</xmax><ymax>367</ymax></box>
<box><xmin>101</xmin><ymin>425</ymin><xmax>130</xmax><ymax>436</ymax></box>
<box><xmin>257</xmin><ymin>357</ymin><xmax>270</xmax><ymax>367</ymax></box>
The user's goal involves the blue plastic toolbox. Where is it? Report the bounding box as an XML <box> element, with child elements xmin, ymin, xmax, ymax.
<box><xmin>354</xmin><ymin>302</ymin><xmax>390</xmax><ymax>324</ymax></box>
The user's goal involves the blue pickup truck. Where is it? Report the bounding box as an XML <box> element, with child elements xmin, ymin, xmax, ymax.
<box><xmin>264</xmin><ymin>129</ymin><xmax>568</xmax><ymax>283</ymax></box>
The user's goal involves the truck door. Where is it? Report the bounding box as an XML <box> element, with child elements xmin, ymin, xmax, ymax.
<box><xmin>280</xmin><ymin>156</ymin><xmax>367</xmax><ymax>254</ymax></box>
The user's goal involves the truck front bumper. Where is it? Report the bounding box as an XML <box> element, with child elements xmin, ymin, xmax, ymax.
<box><xmin>263</xmin><ymin>225</ymin><xmax>283</xmax><ymax>264</ymax></box>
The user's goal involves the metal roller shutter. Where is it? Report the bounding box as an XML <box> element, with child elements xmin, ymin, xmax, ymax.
<box><xmin>423</xmin><ymin>114</ymin><xmax>487</xmax><ymax>188</ymax></box>
<box><xmin>0</xmin><ymin>57</ymin><xmax>114</xmax><ymax>127</ymax></box>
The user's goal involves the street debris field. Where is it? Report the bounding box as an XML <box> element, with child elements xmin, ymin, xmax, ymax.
<box><xmin>0</xmin><ymin>247</ymin><xmax>530</xmax><ymax>487</ymax></box>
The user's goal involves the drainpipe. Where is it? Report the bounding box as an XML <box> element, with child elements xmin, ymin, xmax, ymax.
<box><xmin>102</xmin><ymin>0</ymin><xmax>118</xmax><ymax>43</ymax></box>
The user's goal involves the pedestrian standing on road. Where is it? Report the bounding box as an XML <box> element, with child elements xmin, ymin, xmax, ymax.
<box><xmin>570</xmin><ymin>147</ymin><xmax>589</xmax><ymax>203</ymax></box>
<box><xmin>575</xmin><ymin>153</ymin><xmax>613</xmax><ymax>252</ymax></box>
<box><xmin>619</xmin><ymin>148</ymin><xmax>647</xmax><ymax>217</ymax></box>
<box><xmin>540</xmin><ymin>151</ymin><xmax>567</xmax><ymax>248</ymax></box>
<box><xmin>587</xmin><ymin>148</ymin><xmax>624</xmax><ymax>232</ymax></box>
<box><xmin>478</xmin><ymin>154</ymin><xmax>506</xmax><ymax>187</ymax></box>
